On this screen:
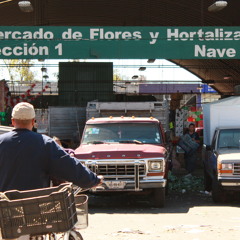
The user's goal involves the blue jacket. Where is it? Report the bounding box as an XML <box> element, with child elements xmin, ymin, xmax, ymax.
<box><xmin>0</xmin><ymin>128</ymin><xmax>100</xmax><ymax>191</ymax></box>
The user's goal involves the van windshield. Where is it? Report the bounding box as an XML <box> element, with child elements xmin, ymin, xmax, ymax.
<box><xmin>82</xmin><ymin>122</ymin><xmax>162</xmax><ymax>144</ymax></box>
<box><xmin>218</xmin><ymin>129</ymin><xmax>240</xmax><ymax>149</ymax></box>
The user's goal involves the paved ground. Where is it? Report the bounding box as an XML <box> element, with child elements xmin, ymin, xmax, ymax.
<box><xmin>76</xmin><ymin>183</ymin><xmax>240</xmax><ymax>240</ymax></box>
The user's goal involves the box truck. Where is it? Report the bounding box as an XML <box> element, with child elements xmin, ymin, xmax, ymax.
<box><xmin>203</xmin><ymin>96</ymin><xmax>240</xmax><ymax>202</ymax></box>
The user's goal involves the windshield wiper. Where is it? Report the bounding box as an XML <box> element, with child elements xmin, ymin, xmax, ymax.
<box><xmin>87</xmin><ymin>141</ymin><xmax>105</xmax><ymax>144</ymax></box>
<box><xmin>119</xmin><ymin>140</ymin><xmax>143</xmax><ymax>144</ymax></box>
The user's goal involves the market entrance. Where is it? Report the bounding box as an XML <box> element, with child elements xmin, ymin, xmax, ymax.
<box><xmin>0</xmin><ymin>26</ymin><xmax>235</xmax><ymax>165</ymax></box>
<box><xmin>0</xmin><ymin>26</ymin><xmax>235</xmax><ymax>134</ymax></box>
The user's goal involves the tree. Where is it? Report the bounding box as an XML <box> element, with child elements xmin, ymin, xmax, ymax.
<box><xmin>3</xmin><ymin>59</ymin><xmax>35</xmax><ymax>82</ymax></box>
<box><xmin>113</xmin><ymin>69</ymin><xmax>123</xmax><ymax>81</ymax></box>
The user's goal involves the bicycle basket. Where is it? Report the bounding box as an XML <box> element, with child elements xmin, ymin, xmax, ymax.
<box><xmin>0</xmin><ymin>183</ymin><xmax>77</xmax><ymax>239</ymax></box>
<box><xmin>75</xmin><ymin>195</ymin><xmax>88</xmax><ymax>229</ymax></box>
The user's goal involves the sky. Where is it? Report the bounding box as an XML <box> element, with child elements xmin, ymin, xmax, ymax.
<box><xmin>0</xmin><ymin>59</ymin><xmax>201</xmax><ymax>83</ymax></box>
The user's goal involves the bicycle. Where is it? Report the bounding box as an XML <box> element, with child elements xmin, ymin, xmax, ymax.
<box><xmin>0</xmin><ymin>183</ymin><xmax>88</xmax><ymax>240</ymax></box>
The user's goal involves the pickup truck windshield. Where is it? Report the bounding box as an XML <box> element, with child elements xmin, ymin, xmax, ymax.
<box><xmin>217</xmin><ymin>129</ymin><xmax>240</xmax><ymax>149</ymax></box>
<box><xmin>82</xmin><ymin>122</ymin><xmax>162</xmax><ymax>144</ymax></box>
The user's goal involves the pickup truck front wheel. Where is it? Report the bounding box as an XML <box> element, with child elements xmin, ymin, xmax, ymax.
<box><xmin>152</xmin><ymin>188</ymin><xmax>165</xmax><ymax>208</ymax></box>
<box><xmin>212</xmin><ymin>178</ymin><xmax>226</xmax><ymax>203</ymax></box>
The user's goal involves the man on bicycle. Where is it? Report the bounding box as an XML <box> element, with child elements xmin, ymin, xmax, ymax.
<box><xmin>0</xmin><ymin>102</ymin><xmax>103</xmax><ymax>239</ymax></box>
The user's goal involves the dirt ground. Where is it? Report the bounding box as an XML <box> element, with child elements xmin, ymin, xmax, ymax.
<box><xmin>77</xmin><ymin>190</ymin><xmax>240</xmax><ymax>240</ymax></box>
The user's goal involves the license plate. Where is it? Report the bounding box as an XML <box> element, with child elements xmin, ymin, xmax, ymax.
<box><xmin>105</xmin><ymin>181</ymin><xmax>126</xmax><ymax>189</ymax></box>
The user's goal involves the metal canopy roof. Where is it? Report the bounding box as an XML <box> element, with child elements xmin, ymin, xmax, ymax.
<box><xmin>1</xmin><ymin>0</ymin><xmax>240</xmax><ymax>95</ymax></box>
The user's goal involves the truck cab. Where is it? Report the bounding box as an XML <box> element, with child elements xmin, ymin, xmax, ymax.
<box><xmin>74</xmin><ymin>116</ymin><xmax>170</xmax><ymax>207</ymax></box>
<box><xmin>204</xmin><ymin>127</ymin><xmax>240</xmax><ymax>202</ymax></box>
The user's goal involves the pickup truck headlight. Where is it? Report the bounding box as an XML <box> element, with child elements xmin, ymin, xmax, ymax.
<box><xmin>218</xmin><ymin>163</ymin><xmax>233</xmax><ymax>174</ymax></box>
<box><xmin>221</xmin><ymin>163</ymin><xmax>233</xmax><ymax>170</ymax></box>
<box><xmin>148</xmin><ymin>161</ymin><xmax>163</xmax><ymax>171</ymax></box>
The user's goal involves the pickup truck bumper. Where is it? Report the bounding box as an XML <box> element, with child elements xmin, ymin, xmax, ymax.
<box><xmin>219</xmin><ymin>177</ymin><xmax>240</xmax><ymax>190</ymax></box>
<box><xmin>91</xmin><ymin>178</ymin><xmax>167</xmax><ymax>192</ymax></box>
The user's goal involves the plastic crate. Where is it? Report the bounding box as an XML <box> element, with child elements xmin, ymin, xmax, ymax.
<box><xmin>0</xmin><ymin>183</ymin><xmax>77</xmax><ymax>239</ymax></box>
<box><xmin>178</xmin><ymin>134</ymin><xmax>199</xmax><ymax>154</ymax></box>
<box><xmin>75</xmin><ymin>195</ymin><xmax>88</xmax><ymax>229</ymax></box>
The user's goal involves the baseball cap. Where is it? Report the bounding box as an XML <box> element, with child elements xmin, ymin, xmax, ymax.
<box><xmin>12</xmin><ymin>102</ymin><xmax>36</xmax><ymax>120</ymax></box>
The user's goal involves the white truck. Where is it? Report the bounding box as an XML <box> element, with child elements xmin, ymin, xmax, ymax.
<box><xmin>203</xmin><ymin>96</ymin><xmax>240</xmax><ymax>202</ymax></box>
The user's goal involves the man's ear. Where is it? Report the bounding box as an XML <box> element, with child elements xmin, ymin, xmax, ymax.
<box><xmin>32</xmin><ymin>119</ymin><xmax>35</xmax><ymax>125</ymax></box>
<box><xmin>11</xmin><ymin>118</ymin><xmax>16</xmax><ymax>126</ymax></box>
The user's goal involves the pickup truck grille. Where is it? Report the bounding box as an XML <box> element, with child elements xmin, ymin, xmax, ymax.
<box><xmin>88</xmin><ymin>164</ymin><xmax>146</xmax><ymax>176</ymax></box>
<box><xmin>233</xmin><ymin>163</ymin><xmax>240</xmax><ymax>175</ymax></box>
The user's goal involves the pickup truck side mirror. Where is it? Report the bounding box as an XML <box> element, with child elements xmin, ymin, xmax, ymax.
<box><xmin>204</xmin><ymin>145</ymin><xmax>211</xmax><ymax>151</ymax></box>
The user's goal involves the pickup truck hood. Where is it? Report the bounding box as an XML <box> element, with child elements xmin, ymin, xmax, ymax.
<box><xmin>217</xmin><ymin>149</ymin><xmax>240</xmax><ymax>161</ymax></box>
<box><xmin>74</xmin><ymin>143</ymin><xmax>166</xmax><ymax>159</ymax></box>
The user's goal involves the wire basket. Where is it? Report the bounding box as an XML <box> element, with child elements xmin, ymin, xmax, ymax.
<box><xmin>75</xmin><ymin>195</ymin><xmax>88</xmax><ymax>229</ymax></box>
<box><xmin>0</xmin><ymin>183</ymin><xmax>77</xmax><ymax>239</ymax></box>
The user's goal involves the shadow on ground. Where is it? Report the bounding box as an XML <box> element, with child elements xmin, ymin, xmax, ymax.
<box><xmin>88</xmin><ymin>171</ymin><xmax>240</xmax><ymax>214</ymax></box>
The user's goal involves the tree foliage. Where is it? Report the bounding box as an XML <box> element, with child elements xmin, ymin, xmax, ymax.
<box><xmin>3</xmin><ymin>59</ymin><xmax>35</xmax><ymax>82</ymax></box>
<box><xmin>113</xmin><ymin>69</ymin><xmax>123</xmax><ymax>81</ymax></box>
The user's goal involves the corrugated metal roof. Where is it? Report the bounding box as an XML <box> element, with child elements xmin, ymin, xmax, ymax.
<box><xmin>0</xmin><ymin>0</ymin><xmax>237</xmax><ymax>26</ymax></box>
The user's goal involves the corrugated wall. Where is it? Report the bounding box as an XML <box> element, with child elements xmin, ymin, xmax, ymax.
<box><xmin>48</xmin><ymin>106</ymin><xmax>86</xmax><ymax>147</ymax></box>
<box><xmin>58</xmin><ymin>62</ymin><xmax>114</xmax><ymax>106</ymax></box>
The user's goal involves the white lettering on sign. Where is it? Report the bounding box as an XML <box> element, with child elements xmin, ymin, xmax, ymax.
<box><xmin>55</xmin><ymin>43</ymin><xmax>62</xmax><ymax>55</ymax></box>
<box><xmin>0</xmin><ymin>27</ymin><xmax>239</xmax><ymax>59</ymax></box>
<box><xmin>0</xmin><ymin>28</ymin><xmax>54</xmax><ymax>40</ymax></box>
<box><xmin>62</xmin><ymin>28</ymin><xmax>83</xmax><ymax>40</ymax></box>
<box><xmin>89</xmin><ymin>28</ymin><xmax>142</xmax><ymax>40</ymax></box>
<box><xmin>194</xmin><ymin>45</ymin><xmax>236</xmax><ymax>58</ymax></box>
<box><xmin>149</xmin><ymin>32</ymin><xmax>159</xmax><ymax>44</ymax></box>
<box><xmin>167</xmin><ymin>28</ymin><xmax>240</xmax><ymax>41</ymax></box>
<box><xmin>167</xmin><ymin>28</ymin><xmax>204</xmax><ymax>41</ymax></box>
<box><xmin>0</xmin><ymin>43</ymin><xmax>49</xmax><ymax>56</ymax></box>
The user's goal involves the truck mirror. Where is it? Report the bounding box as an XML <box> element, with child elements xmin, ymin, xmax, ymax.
<box><xmin>204</xmin><ymin>145</ymin><xmax>211</xmax><ymax>151</ymax></box>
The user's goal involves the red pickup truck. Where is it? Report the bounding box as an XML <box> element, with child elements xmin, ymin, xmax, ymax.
<box><xmin>75</xmin><ymin>116</ymin><xmax>170</xmax><ymax>207</ymax></box>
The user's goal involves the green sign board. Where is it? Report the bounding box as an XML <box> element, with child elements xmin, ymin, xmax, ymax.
<box><xmin>0</xmin><ymin>26</ymin><xmax>239</xmax><ymax>59</ymax></box>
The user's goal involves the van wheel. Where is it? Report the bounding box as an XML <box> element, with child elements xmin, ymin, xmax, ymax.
<box><xmin>212</xmin><ymin>178</ymin><xmax>226</xmax><ymax>203</ymax></box>
<box><xmin>152</xmin><ymin>188</ymin><xmax>165</xmax><ymax>208</ymax></box>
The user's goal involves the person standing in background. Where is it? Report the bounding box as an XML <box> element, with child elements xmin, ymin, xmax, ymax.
<box><xmin>184</xmin><ymin>123</ymin><xmax>200</xmax><ymax>177</ymax></box>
